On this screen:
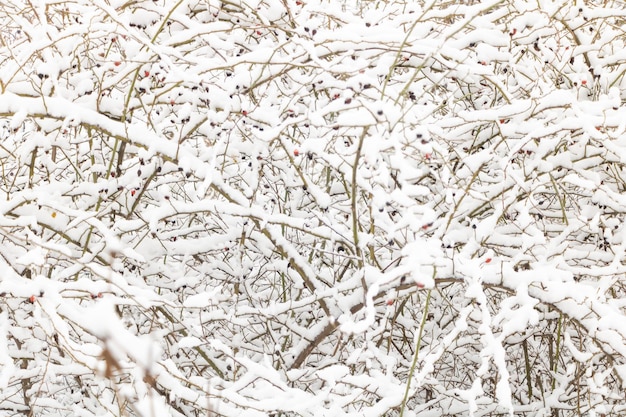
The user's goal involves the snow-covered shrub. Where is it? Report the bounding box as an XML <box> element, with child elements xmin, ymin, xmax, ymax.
<box><xmin>0</xmin><ymin>0</ymin><xmax>626</xmax><ymax>416</ymax></box>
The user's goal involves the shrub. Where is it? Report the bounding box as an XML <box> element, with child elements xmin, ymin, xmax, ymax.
<box><xmin>0</xmin><ymin>0</ymin><xmax>625</xmax><ymax>416</ymax></box>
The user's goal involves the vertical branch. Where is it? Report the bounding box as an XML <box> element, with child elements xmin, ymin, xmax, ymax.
<box><xmin>400</xmin><ymin>289</ymin><xmax>432</xmax><ymax>417</ymax></box>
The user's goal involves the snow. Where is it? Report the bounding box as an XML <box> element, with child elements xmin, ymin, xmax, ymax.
<box><xmin>1</xmin><ymin>0</ymin><xmax>626</xmax><ymax>416</ymax></box>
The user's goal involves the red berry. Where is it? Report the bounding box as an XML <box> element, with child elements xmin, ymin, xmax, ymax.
<box><xmin>28</xmin><ymin>295</ymin><xmax>36</xmax><ymax>303</ymax></box>
<box><xmin>131</xmin><ymin>189</ymin><xmax>136</xmax><ymax>197</ymax></box>
<box><xmin>416</xmin><ymin>282</ymin><xmax>425</xmax><ymax>289</ymax></box>
<box><xmin>485</xmin><ymin>258</ymin><xmax>492</xmax><ymax>263</ymax></box>
<box><xmin>144</xmin><ymin>71</ymin><xmax>150</xmax><ymax>77</ymax></box>
<box><xmin>581</xmin><ymin>80</ymin><xmax>587</xmax><ymax>85</ymax></box>
<box><xmin>296</xmin><ymin>0</ymin><xmax>303</xmax><ymax>4</ymax></box>
<box><xmin>114</xmin><ymin>61</ymin><xmax>121</xmax><ymax>66</ymax></box>
<box><xmin>242</xmin><ymin>110</ymin><xmax>248</xmax><ymax>116</ymax></box>
<box><xmin>386</xmin><ymin>299</ymin><xmax>394</xmax><ymax>306</ymax></box>
<box><xmin>293</xmin><ymin>149</ymin><xmax>300</xmax><ymax>156</ymax></box>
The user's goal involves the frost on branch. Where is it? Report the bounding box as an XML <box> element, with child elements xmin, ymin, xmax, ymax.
<box><xmin>0</xmin><ymin>0</ymin><xmax>626</xmax><ymax>416</ymax></box>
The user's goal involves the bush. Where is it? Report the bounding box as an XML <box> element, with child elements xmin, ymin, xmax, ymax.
<box><xmin>0</xmin><ymin>0</ymin><xmax>626</xmax><ymax>416</ymax></box>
